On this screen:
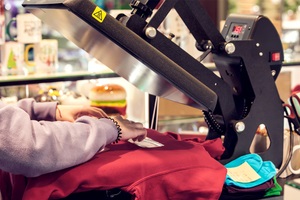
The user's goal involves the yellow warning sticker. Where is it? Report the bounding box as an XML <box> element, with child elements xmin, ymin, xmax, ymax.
<box><xmin>92</xmin><ymin>7</ymin><xmax>106</xmax><ymax>23</ymax></box>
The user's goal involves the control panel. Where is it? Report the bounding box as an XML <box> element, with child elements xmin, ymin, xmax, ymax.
<box><xmin>221</xmin><ymin>14</ymin><xmax>257</xmax><ymax>42</ymax></box>
<box><xmin>226</xmin><ymin>23</ymin><xmax>247</xmax><ymax>40</ymax></box>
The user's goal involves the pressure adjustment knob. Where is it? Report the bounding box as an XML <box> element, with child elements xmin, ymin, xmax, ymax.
<box><xmin>225</xmin><ymin>43</ymin><xmax>236</xmax><ymax>54</ymax></box>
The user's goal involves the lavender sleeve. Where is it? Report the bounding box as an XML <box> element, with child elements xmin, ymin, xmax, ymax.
<box><xmin>0</xmin><ymin>99</ymin><xmax>118</xmax><ymax>177</ymax></box>
<box><xmin>16</xmin><ymin>98</ymin><xmax>57</xmax><ymax>121</ymax></box>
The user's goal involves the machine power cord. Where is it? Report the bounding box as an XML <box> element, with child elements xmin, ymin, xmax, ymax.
<box><xmin>276</xmin><ymin>111</ymin><xmax>294</xmax><ymax>178</ymax></box>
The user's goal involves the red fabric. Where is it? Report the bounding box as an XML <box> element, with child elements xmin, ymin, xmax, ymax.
<box><xmin>1</xmin><ymin>129</ymin><xmax>227</xmax><ymax>200</ymax></box>
<box><xmin>0</xmin><ymin>170</ymin><xmax>12</xmax><ymax>200</ymax></box>
<box><xmin>0</xmin><ymin>171</ymin><xmax>26</xmax><ymax>200</ymax></box>
<box><xmin>165</xmin><ymin>132</ymin><xmax>225</xmax><ymax>160</ymax></box>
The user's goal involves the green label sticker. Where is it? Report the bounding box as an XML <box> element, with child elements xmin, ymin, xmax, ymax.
<box><xmin>92</xmin><ymin>7</ymin><xmax>106</xmax><ymax>23</ymax></box>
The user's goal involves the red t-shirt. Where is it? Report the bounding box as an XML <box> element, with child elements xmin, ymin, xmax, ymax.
<box><xmin>1</xmin><ymin>129</ymin><xmax>227</xmax><ymax>200</ymax></box>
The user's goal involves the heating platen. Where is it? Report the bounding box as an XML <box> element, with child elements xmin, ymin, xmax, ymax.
<box><xmin>22</xmin><ymin>0</ymin><xmax>284</xmax><ymax>168</ymax></box>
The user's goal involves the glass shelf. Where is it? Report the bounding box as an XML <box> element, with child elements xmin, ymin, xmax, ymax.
<box><xmin>0</xmin><ymin>60</ymin><xmax>297</xmax><ymax>87</ymax></box>
<box><xmin>0</xmin><ymin>71</ymin><xmax>119</xmax><ymax>86</ymax></box>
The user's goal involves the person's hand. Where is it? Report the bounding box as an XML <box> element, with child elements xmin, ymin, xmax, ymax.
<box><xmin>112</xmin><ymin>115</ymin><xmax>147</xmax><ymax>142</ymax></box>
<box><xmin>56</xmin><ymin>105</ymin><xmax>108</xmax><ymax>122</ymax></box>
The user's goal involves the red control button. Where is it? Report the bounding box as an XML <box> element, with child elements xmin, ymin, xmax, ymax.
<box><xmin>271</xmin><ymin>52</ymin><xmax>281</xmax><ymax>62</ymax></box>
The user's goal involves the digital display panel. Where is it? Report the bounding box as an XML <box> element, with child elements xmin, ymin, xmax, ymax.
<box><xmin>224</xmin><ymin>23</ymin><xmax>247</xmax><ymax>41</ymax></box>
<box><xmin>232</xmin><ymin>25</ymin><xmax>244</xmax><ymax>34</ymax></box>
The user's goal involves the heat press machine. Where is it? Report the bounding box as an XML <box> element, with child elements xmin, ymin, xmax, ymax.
<box><xmin>22</xmin><ymin>0</ymin><xmax>284</xmax><ymax>168</ymax></box>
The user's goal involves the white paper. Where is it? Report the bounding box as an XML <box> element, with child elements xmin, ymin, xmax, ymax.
<box><xmin>227</xmin><ymin>161</ymin><xmax>261</xmax><ymax>183</ymax></box>
<box><xmin>128</xmin><ymin>137</ymin><xmax>164</xmax><ymax>148</ymax></box>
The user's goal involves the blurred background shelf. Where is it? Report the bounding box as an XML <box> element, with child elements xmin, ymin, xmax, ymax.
<box><xmin>0</xmin><ymin>71</ymin><xmax>119</xmax><ymax>86</ymax></box>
